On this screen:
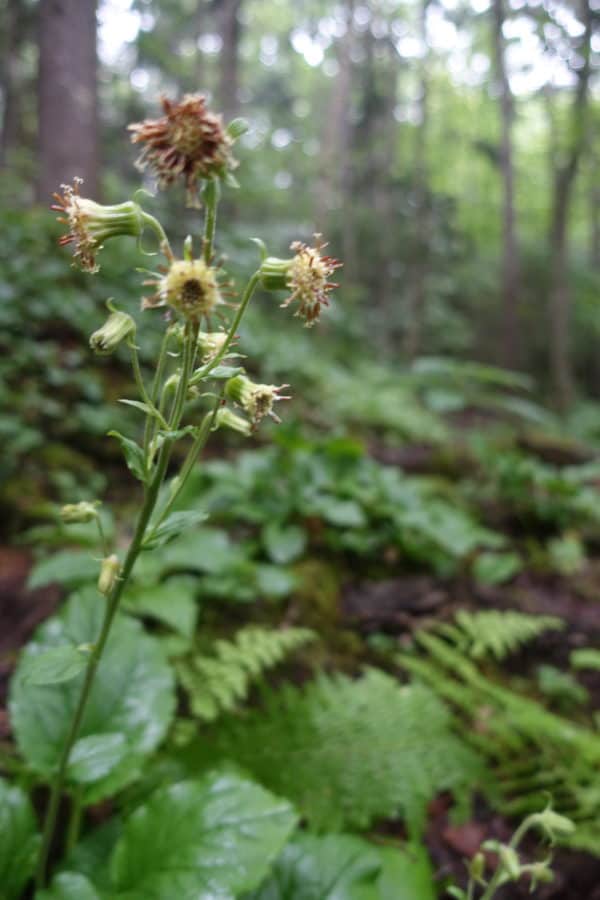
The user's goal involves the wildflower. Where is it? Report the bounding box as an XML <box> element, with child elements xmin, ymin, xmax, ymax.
<box><xmin>214</xmin><ymin>407</ymin><xmax>252</xmax><ymax>437</ymax></box>
<box><xmin>197</xmin><ymin>330</ymin><xmax>228</xmax><ymax>361</ymax></box>
<box><xmin>89</xmin><ymin>300</ymin><xmax>136</xmax><ymax>355</ymax></box>
<box><xmin>143</xmin><ymin>257</ymin><xmax>222</xmax><ymax>321</ymax></box>
<box><xmin>259</xmin><ymin>234</ymin><xmax>342</xmax><ymax>326</ymax></box>
<box><xmin>98</xmin><ymin>554</ymin><xmax>120</xmax><ymax>596</ymax></box>
<box><xmin>128</xmin><ymin>94</ymin><xmax>236</xmax><ymax>207</ymax></box>
<box><xmin>225</xmin><ymin>374</ymin><xmax>290</xmax><ymax>426</ymax></box>
<box><xmin>60</xmin><ymin>501</ymin><xmax>101</xmax><ymax>524</ymax></box>
<box><xmin>51</xmin><ymin>179</ymin><xmax>143</xmax><ymax>273</ymax></box>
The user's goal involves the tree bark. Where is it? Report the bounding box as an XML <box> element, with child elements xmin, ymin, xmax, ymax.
<box><xmin>492</xmin><ymin>0</ymin><xmax>521</xmax><ymax>369</ymax></box>
<box><xmin>213</xmin><ymin>0</ymin><xmax>241</xmax><ymax>120</ymax></box>
<box><xmin>0</xmin><ymin>0</ymin><xmax>31</xmax><ymax>169</ymax></box>
<box><xmin>37</xmin><ymin>0</ymin><xmax>98</xmax><ymax>202</ymax></box>
<box><xmin>547</xmin><ymin>0</ymin><xmax>593</xmax><ymax>410</ymax></box>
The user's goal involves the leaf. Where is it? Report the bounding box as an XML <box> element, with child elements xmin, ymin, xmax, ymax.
<box><xmin>376</xmin><ymin>844</ymin><xmax>437</xmax><ymax>900</ymax></box>
<box><xmin>0</xmin><ymin>778</ymin><xmax>40</xmax><ymax>900</ymax></box>
<box><xmin>192</xmin><ymin>364</ymin><xmax>245</xmax><ymax>384</ymax></box>
<box><xmin>244</xmin><ymin>833</ymin><xmax>381</xmax><ymax>900</ymax></box>
<box><xmin>472</xmin><ymin>551</ymin><xmax>522</xmax><ymax>585</ymax></box>
<box><xmin>68</xmin><ymin>733</ymin><xmax>129</xmax><ymax>784</ymax></box>
<box><xmin>10</xmin><ymin>588</ymin><xmax>175</xmax><ymax>783</ymax></box>
<box><xmin>255</xmin><ymin>564</ymin><xmax>297</xmax><ymax>599</ymax></box>
<box><xmin>110</xmin><ymin>772</ymin><xmax>297</xmax><ymax>898</ymax></box>
<box><xmin>143</xmin><ymin>510</ymin><xmax>208</xmax><ymax>550</ymax></box>
<box><xmin>263</xmin><ymin>522</ymin><xmax>307</xmax><ymax>564</ymax></box>
<box><xmin>20</xmin><ymin>645</ymin><xmax>90</xmax><ymax>685</ymax></box>
<box><xmin>36</xmin><ymin>872</ymin><xmax>103</xmax><ymax>900</ymax></box>
<box><xmin>123</xmin><ymin>577</ymin><xmax>199</xmax><ymax>638</ymax></box>
<box><xmin>308</xmin><ymin>495</ymin><xmax>366</xmax><ymax>528</ymax></box>
<box><xmin>108</xmin><ymin>431</ymin><xmax>147</xmax><ymax>482</ymax></box>
<box><xmin>117</xmin><ymin>399</ymin><xmax>167</xmax><ymax>427</ymax></box>
<box><xmin>27</xmin><ymin>551</ymin><xmax>96</xmax><ymax>590</ymax></box>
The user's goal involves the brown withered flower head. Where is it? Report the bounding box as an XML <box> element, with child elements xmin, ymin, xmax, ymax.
<box><xmin>128</xmin><ymin>94</ymin><xmax>236</xmax><ymax>207</ymax></box>
<box><xmin>283</xmin><ymin>235</ymin><xmax>342</xmax><ymax>327</ymax></box>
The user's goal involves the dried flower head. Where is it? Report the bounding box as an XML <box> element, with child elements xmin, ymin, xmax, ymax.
<box><xmin>225</xmin><ymin>374</ymin><xmax>290</xmax><ymax>427</ymax></box>
<box><xmin>128</xmin><ymin>94</ymin><xmax>236</xmax><ymax>207</ymax></box>
<box><xmin>51</xmin><ymin>178</ymin><xmax>143</xmax><ymax>273</ymax></box>
<box><xmin>259</xmin><ymin>235</ymin><xmax>342</xmax><ymax>327</ymax></box>
<box><xmin>143</xmin><ymin>258</ymin><xmax>223</xmax><ymax>321</ymax></box>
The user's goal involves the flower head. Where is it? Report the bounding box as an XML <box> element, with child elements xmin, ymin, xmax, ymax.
<box><xmin>143</xmin><ymin>257</ymin><xmax>223</xmax><ymax>322</ymax></box>
<box><xmin>51</xmin><ymin>178</ymin><xmax>143</xmax><ymax>273</ymax></box>
<box><xmin>128</xmin><ymin>94</ymin><xmax>236</xmax><ymax>207</ymax></box>
<box><xmin>60</xmin><ymin>501</ymin><xmax>101</xmax><ymax>524</ymax></box>
<box><xmin>225</xmin><ymin>374</ymin><xmax>290</xmax><ymax>427</ymax></box>
<box><xmin>215</xmin><ymin>407</ymin><xmax>252</xmax><ymax>437</ymax></box>
<box><xmin>259</xmin><ymin>235</ymin><xmax>342</xmax><ymax>326</ymax></box>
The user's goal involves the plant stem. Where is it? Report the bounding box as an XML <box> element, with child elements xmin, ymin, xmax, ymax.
<box><xmin>65</xmin><ymin>788</ymin><xmax>83</xmax><ymax>854</ymax></box>
<box><xmin>140</xmin><ymin>210</ymin><xmax>173</xmax><ymax>261</ymax></box>
<box><xmin>35</xmin><ymin>330</ymin><xmax>195</xmax><ymax>889</ymax></box>
<box><xmin>202</xmin><ymin>178</ymin><xmax>219</xmax><ymax>264</ymax></box>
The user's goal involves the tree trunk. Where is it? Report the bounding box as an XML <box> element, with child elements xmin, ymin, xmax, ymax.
<box><xmin>214</xmin><ymin>0</ymin><xmax>241</xmax><ymax>120</ymax></box>
<box><xmin>0</xmin><ymin>0</ymin><xmax>30</xmax><ymax>169</ymax></box>
<box><xmin>37</xmin><ymin>0</ymin><xmax>98</xmax><ymax>202</ymax></box>
<box><xmin>547</xmin><ymin>0</ymin><xmax>593</xmax><ymax>410</ymax></box>
<box><xmin>492</xmin><ymin>0</ymin><xmax>521</xmax><ymax>369</ymax></box>
<box><xmin>403</xmin><ymin>0</ymin><xmax>431</xmax><ymax>360</ymax></box>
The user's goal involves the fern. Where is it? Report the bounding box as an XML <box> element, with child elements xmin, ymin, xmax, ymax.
<box><xmin>176</xmin><ymin>625</ymin><xmax>315</xmax><ymax>721</ymax></box>
<box><xmin>397</xmin><ymin>633</ymin><xmax>600</xmax><ymax>854</ymax></box>
<box><xmin>435</xmin><ymin>609</ymin><xmax>563</xmax><ymax>660</ymax></box>
<box><xmin>187</xmin><ymin>668</ymin><xmax>484</xmax><ymax>833</ymax></box>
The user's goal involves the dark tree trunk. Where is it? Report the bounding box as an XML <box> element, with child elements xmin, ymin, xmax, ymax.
<box><xmin>37</xmin><ymin>0</ymin><xmax>98</xmax><ymax>202</ymax></box>
<box><xmin>214</xmin><ymin>0</ymin><xmax>241</xmax><ymax>120</ymax></box>
<box><xmin>0</xmin><ymin>0</ymin><xmax>30</xmax><ymax>169</ymax></box>
<box><xmin>492</xmin><ymin>0</ymin><xmax>521</xmax><ymax>369</ymax></box>
<box><xmin>547</xmin><ymin>0</ymin><xmax>593</xmax><ymax>410</ymax></box>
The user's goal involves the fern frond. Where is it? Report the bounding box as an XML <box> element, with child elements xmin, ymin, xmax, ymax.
<box><xmin>176</xmin><ymin>625</ymin><xmax>315</xmax><ymax>721</ymax></box>
<box><xmin>436</xmin><ymin>609</ymin><xmax>564</xmax><ymax>660</ymax></box>
<box><xmin>188</xmin><ymin>668</ymin><xmax>484</xmax><ymax>833</ymax></box>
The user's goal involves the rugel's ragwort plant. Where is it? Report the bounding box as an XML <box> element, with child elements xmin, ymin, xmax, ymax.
<box><xmin>12</xmin><ymin>95</ymin><xmax>341</xmax><ymax>894</ymax></box>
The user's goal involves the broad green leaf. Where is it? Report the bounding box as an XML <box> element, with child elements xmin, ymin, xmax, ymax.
<box><xmin>36</xmin><ymin>872</ymin><xmax>103</xmax><ymax>900</ymax></box>
<box><xmin>62</xmin><ymin>818</ymin><xmax>122</xmax><ymax>891</ymax></box>
<box><xmin>143</xmin><ymin>510</ymin><xmax>208</xmax><ymax>550</ymax></box>
<box><xmin>68</xmin><ymin>733</ymin><xmax>129</xmax><ymax>784</ymax></box>
<box><xmin>472</xmin><ymin>551</ymin><xmax>522</xmax><ymax>585</ymax></box>
<box><xmin>27</xmin><ymin>550</ymin><xmax>96</xmax><ymax>589</ymax></box>
<box><xmin>376</xmin><ymin>844</ymin><xmax>437</xmax><ymax>900</ymax></box>
<box><xmin>255</xmin><ymin>564</ymin><xmax>297</xmax><ymax>598</ymax></box>
<box><xmin>308</xmin><ymin>495</ymin><xmax>366</xmax><ymax>528</ymax></box>
<box><xmin>10</xmin><ymin>589</ymin><xmax>175</xmax><ymax>782</ymax></box>
<box><xmin>20</xmin><ymin>645</ymin><xmax>89</xmax><ymax>685</ymax></box>
<box><xmin>263</xmin><ymin>522</ymin><xmax>307</xmax><ymax>564</ymax></box>
<box><xmin>0</xmin><ymin>778</ymin><xmax>40</xmax><ymax>899</ymax></box>
<box><xmin>244</xmin><ymin>833</ymin><xmax>381</xmax><ymax>900</ymax></box>
<box><xmin>110</xmin><ymin>772</ymin><xmax>297</xmax><ymax>898</ymax></box>
<box><xmin>108</xmin><ymin>431</ymin><xmax>146</xmax><ymax>482</ymax></box>
<box><xmin>123</xmin><ymin>577</ymin><xmax>199</xmax><ymax>637</ymax></box>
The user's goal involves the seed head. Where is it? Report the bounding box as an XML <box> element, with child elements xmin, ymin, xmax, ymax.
<box><xmin>51</xmin><ymin>179</ymin><xmax>143</xmax><ymax>273</ymax></box>
<box><xmin>144</xmin><ymin>258</ymin><xmax>222</xmax><ymax>322</ymax></box>
<box><xmin>225</xmin><ymin>374</ymin><xmax>290</xmax><ymax>427</ymax></box>
<box><xmin>128</xmin><ymin>94</ymin><xmax>236</xmax><ymax>207</ymax></box>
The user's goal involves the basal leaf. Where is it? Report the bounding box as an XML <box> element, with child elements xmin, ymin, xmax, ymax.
<box><xmin>27</xmin><ymin>551</ymin><xmax>96</xmax><ymax>590</ymax></box>
<box><xmin>10</xmin><ymin>589</ymin><xmax>175</xmax><ymax>784</ymax></box>
<box><xmin>262</xmin><ymin>522</ymin><xmax>307</xmax><ymax>565</ymax></box>
<box><xmin>0</xmin><ymin>778</ymin><xmax>40</xmax><ymax>899</ymax></box>
<box><xmin>20</xmin><ymin>645</ymin><xmax>90</xmax><ymax>686</ymax></box>
<box><xmin>36</xmin><ymin>872</ymin><xmax>103</xmax><ymax>900</ymax></box>
<box><xmin>68</xmin><ymin>733</ymin><xmax>129</xmax><ymax>784</ymax></box>
<box><xmin>123</xmin><ymin>576</ymin><xmax>199</xmax><ymax>637</ymax></box>
<box><xmin>110</xmin><ymin>772</ymin><xmax>297</xmax><ymax>898</ymax></box>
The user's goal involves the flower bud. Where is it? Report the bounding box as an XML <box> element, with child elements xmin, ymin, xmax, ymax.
<box><xmin>197</xmin><ymin>330</ymin><xmax>228</xmax><ymax>361</ymax></box>
<box><xmin>530</xmin><ymin>807</ymin><xmax>575</xmax><ymax>841</ymax></box>
<box><xmin>90</xmin><ymin>301</ymin><xmax>136</xmax><ymax>355</ymax></box>
<box><xmin>225</xmin><ymin>374</ymin><xmax>290</xmax><ymax>426</ymax></box>
<box><xmin>468</xmin><ymin>852</ymin><xmax>486</xmax><ymax>884</ymax></box>
<box><xmin>498</xmin><ymin>845</ymin><xmax>521</xmax><ymax>880</ymax></box>
<box><xmin>98</xmin><ymin>554</ymin><xmax>120</xmax><ymax>596</ymax></box>
<box><xmin>60</xmin><ymin>501</ymin><xmax>101</xmax><ymax>524</ymax></box>
<box><xmin>52</xmin><ymin>179</ymin><xmax>143</xmax><ymax>273</ymax></box>
<box><xmin>215</xmin><ymin>407</ymin><xmax>252</xmax><ymax>437</ymax></box>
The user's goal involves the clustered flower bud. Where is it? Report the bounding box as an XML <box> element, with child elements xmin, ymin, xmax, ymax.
<box><xmin>215</xmin><ymin>407</ymin><xmax>252</xmax><ymax>437</ymax></box>
<box><xmin>143</xmin><ymin>257</ymin><xmax>222</xmax><ymax>322</ymax></box>
<box><xmin>90</xmin><ymin>300</ymin><xmax>137</xmax><ymax>355</ymax></box>
<box><xmin>128</xmin><ymin>94</ymin><xmax>237</xmax><ymax>207</ymax></box>
<box><xmin>60</xmin><ymin>501</ymin><xmax>101</xmax><ymax>524</ymax></box>
<box><xmin>259</xmin><ymin>234</ymin><xmax>342</xmax><ymax>327</ymax></box>
<box><xmin>98</xmin><ymin>554</ymin><xmax>121</xmax><ymax>596</ymax></box>
<box><xmin>225</xmin><ymin>374</ymin><xmax>290</xmax><ymax>426</ymax></box>
<box><xmin>52</xmin><ymin>179</ymin><xmax>143</xmax><ymax>273</ymax></box>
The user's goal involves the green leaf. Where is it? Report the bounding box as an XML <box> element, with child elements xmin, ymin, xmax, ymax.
<box><xmin>308</xmin><ymin>495</ymin><xmax>366</xmax><ymax>528</ymax></box>
<box><xmin>244</xmin><ymin>833</ymin><xmax>382</xmax><ymax>900</ymax></box>
<box><xmin>27</xmin><ymin>551</ymin><xmax>96</xmax><ymax>590</ymax></box>
<box><xmin>472</xmin><ymin>551</ymin><xmax>523</xmax><ymax>585</ymax></box>
<box><xmin>10</xmin><ymin>589</ymin><xmax>175</xmax><ymax>783</ymax></box>
<box><xmin>376</xmin><ymin>844</ymin><xmax>437</xmax><ymax>900</ymax></box>
<box><xmin>36</xmin><ymin>872</ymin><xmax>103</xmax><ymax>900</ymax></box>
<box><xmin>263</xmin><ymin>522</ymin><xmax>307</xmax><ymax>564</ymax></box>
<box><xmin>68</xmin><ymin>733</ymin><xmax>129</xmax><ymax>784</ymax></box>
<box><xmin>255</xmin><ymin>564</ymin><xmax>297</xmax><ymax>598</ymax></box>
<box><xmin>144</xmin><ymin>510</ymin><xmax>209</xmax><ymax>550</ymax></box>
<box><xmin>118</xmin><ymin>398</ymin><xmax>167</xmax><ymax>428</ymax></box>
<box><xmin>0</xmin><ymin>778</ymin><xmax>40</xmax><ymax>899</ymax></box>
<box><xmin>123</xmin><ymin>577</ymin><xmax>199</xmax><ymax>637</ymax></box>
<box><xmin>108</xmin><ymin>431</ymin><xmax>147</xmax><ymax>482</ymax></box>
<box><xmin>20</xmin><ymin>645</ymin><xmax>90</xmax><ymax>685</ymax></box>
<box><xmin>110</xmin><ymin>772</ymin><xmax>297</xmax><ymax>898</ymax></box>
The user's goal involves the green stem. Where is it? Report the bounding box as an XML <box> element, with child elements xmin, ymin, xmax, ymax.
<box><xmin>140</xmin><ymin>211</ymin><xmax>173</xmax><ymax>261</ymax></box>
<box><xmin>95</xmin><ymin>515</ymin><xmax>110</xmax><ymax>558</ymax></box>
<box><xmin>35</xmin><ymin>329</ymin><xmax>195</xmax><ymax>889</ymax></box>
<box><xmin>129</xmin><ymin>341</ymin><xmax>168</xmax><ymax>430</ymax></box>
<box><xmin>144</xmin><ymin>328</ymin><xmax>172</xmax><ymax>457</ymax></box>
<box><xmin>65</xmin><ymin>789</ymin><xmax>84</xmax><ymax>854</ymax></box>
<box><xmin>202</xmin><ymin>179</ymin><xmax>219</xmax><ymax>264</ymax></box>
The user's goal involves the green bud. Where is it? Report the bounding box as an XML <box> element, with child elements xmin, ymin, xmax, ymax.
<box><xmin>498</xmin><ymin>845</ymin><xmax>521</xmax><ymax>880</ymax></box>
<box><xmin>90</xmin><ymin>300</ymin><xmax>136</xmax><ymax>355</ymax></box>
<box><xmin>215</xmin><ymin>407</ymin><xmax>252</xmax><ymax>437</ymax></box>
<box><xmin>60</xmin><ymin>500</ymin><xmax>101</xmax><ymax>524</ymax></box>
<box><xmin>468</xmin><ymin>852</ymin><xmax>486</xmax><ymax>884</ymax></box>
<box><xmin>98</xmin><ymin>554</ymin><xmax>120</xmax><ymax>596</ymax></box>
<box><xmin>530</xmin><ymin>807</ymin><xmax>576</xmax><ymax>841</ymax></box>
